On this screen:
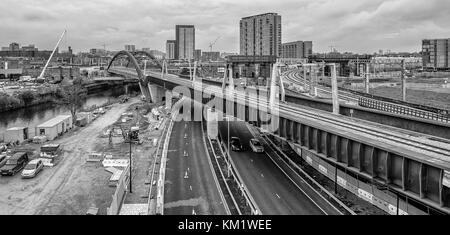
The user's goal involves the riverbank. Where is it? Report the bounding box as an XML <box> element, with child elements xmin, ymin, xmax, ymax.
<box><xmin>0</xmin><ymin>82</ymin><xmax>140</xmax><ymax>114</ymax></box>
<box><xmin>0</xmin><ymin>86</ymin><xmax>62</xmax><ymax>113</ymax></box>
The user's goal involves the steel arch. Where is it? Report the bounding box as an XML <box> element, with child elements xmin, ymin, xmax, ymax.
<box><xmin>107</xmin><ymin>50</ymin><xmax>163</xmax><ymax>84</ymax></box>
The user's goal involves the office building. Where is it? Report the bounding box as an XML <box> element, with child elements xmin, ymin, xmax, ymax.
<box><xmin>149</xmin><ymin>50</ymin><xmax>165</xmax><ymax>60</ymax></box>
<box><xmin>124</xmin><ymin>45</ymin><xmax>136</xmax><ymax>52</ymax></box>
<box><xmin>281</xmin><ymin>41</ymin><xmax>313</xmax><ymax>58</ymax></box>
<box><xmin>194</xmin><ymin>49</ymin><xmax>202</xmax><ymax>61</ymax></box>
<box><xmin>22</xmin><ymin>45</ymin><xmax>38</xmax><ymax>52</ymax></box>
<box><xmin>166</xmin><ymin>40</ymin><xmax>176</xmax><ymax>60</ymax></box>
<box><xmin>239</xmin><ymin>13</ymin><xmax>282</xmax><ymax>57</ymax></box>
<box><xmin>9</xmin><ymin>42</ymin><xmax>20</xmax><ymax>51</ymax></box>
<box><xmin>175</xmin><ymin>25</ymin><xmax>195</xmax><ymax>60</ymax></box>
<box><xmin>202</xmin><ymin>51</ymin><xmax>221</xmax><ymax>62</ymax></box>
<box><xmin>422</xmin><ymin>39</ymin><xmax>450</xmax><ymax>69</ymax></box>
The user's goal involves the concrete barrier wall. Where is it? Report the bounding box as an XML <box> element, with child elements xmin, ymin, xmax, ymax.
<box><xmin>107</xmin><ymin>165</ymin><xmax>130</xmax><ymax>215</ymax></box>
<box><xmin>285</xmin><ymin>94</ymin><xmax>450</xmax><ymax>139</ymax></box>
<box><xmin>298</xmin><ymin>144</ymin><xmax>432</xmax><ymax>215</ymax></box>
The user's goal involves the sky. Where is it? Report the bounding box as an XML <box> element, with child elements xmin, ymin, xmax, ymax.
<box><xmin>0</xmin><ymin>0</ymin><xmax>449</xmax><ymax>54</ymax></box>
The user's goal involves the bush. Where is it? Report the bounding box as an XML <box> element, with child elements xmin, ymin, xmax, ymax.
<box><xmin>17</xmin><ymin>90</ymin><xmax>35</xmax><ymax>107</ymax></box>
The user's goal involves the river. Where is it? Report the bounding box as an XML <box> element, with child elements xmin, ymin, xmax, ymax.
<box><xmin>0</xmin><ymin>85</ymin><xmax>138</xmax><ymax>140</ymax></box>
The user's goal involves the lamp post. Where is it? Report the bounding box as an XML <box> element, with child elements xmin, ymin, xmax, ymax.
<box><xmin>128</xmin><ymin>129</ymin><xmax>133</xmax><ymax>193</ymax></box>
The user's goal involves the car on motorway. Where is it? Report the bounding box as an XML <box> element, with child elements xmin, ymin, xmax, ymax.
<box><xmin>0</xmin><ymin>152</ymin><xmax>28</xmax><ymax>176</ymax></box>
<box><xmin>230</xmin><ymin>137</ymin><xmax>244</xmax><ymax>151</ymax></box>
<box><xmin>249</xmin><ymin>139</ymin><xmax>264</xmax><ymax>153</ymax></box>
<box><xmin>21</xmin><ymin>159</ymin><xmax>44</xmax><ymax>179</ymax></box>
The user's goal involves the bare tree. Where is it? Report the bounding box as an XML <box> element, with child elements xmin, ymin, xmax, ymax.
<box><xmin>60</xmin><ymin>79</ymin><xmax>87</xmax><ymax>124</ymax></box>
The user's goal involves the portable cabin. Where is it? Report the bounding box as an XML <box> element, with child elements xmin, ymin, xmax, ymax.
<box><xmin>77</xmin><ymin>112</ymin><xmax>92</xmax><ymax>124</ymax></box>
<box><xmin>4</xmin><ymin>127</ymin><xmax>29</xmax><ymax>144</ymax></box>
<box><xmin>35</xmin><ymin>115</ymin><xmax>73</xmax><ymax>141</ymax></box>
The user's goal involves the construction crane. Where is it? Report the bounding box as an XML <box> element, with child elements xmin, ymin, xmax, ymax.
<box><xmin>207</xmin><ymin>36</ymin><xmax>221</xmax><ymax>76</ymax></box>
<box><xmin>209</xmin><ymin>36</ymin><xmax>221</xmax><ymax>53</ymax></box>
<box><xmin>38</xmin><ymin>30</ymin><xmax>67</xmax><ymax>80</ymax></box>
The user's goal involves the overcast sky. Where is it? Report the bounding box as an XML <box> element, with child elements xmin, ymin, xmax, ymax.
<box><xmin>0</xmin><ymin>0</ymin><xmax>449</xmax><ymax>54</ymax></box>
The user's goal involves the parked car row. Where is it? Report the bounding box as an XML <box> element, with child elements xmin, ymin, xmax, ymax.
<box><xmin>0</xmin><ymin>152</ymin><xmax>44</xmax><ymax>178</ymax></box>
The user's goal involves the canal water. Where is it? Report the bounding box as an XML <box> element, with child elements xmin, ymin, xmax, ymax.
<box><xmin>0</xmin><ymin>86</ymin><xmax>137</xmax><ymax>140</ymax></box>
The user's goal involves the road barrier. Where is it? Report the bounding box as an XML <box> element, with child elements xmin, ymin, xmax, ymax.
<box><xmin>359</xmin><ymin>97</ymin><xmax>450</xmax><ymax>123</ymax></box>
<box><xmin>107</xmin><ymin>164</ymin><xmax>130</xmax><ymax>215</ymax></box>
<box><xmin>201</xmin><ymin>124</ymin><xmax>233</xmax><ymax>215</ymax></box>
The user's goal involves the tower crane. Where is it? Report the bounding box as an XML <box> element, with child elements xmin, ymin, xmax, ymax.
<box><xmin>38</xmin><ymin>30</ymin><xmax>67</xmax><ymax>80</ymax></box>
<box><xmin>209</xmin><ymin>36</ymin><xmax>221</xmax><ymax>53</ymax></box>
<box><xmin>208</xmin><ymin>36</ymin><xmax>221</xmax><ymax>61</ymax></box>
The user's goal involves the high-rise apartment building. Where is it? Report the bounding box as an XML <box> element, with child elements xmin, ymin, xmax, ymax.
<box><xmin>422</xmin><ymin>39</ymin><xmax>450</xmax><ymax>69</ymax></box>
<box><xmin>175</xmin><ymin>25</ymin><xmax>195</xmax><ymax>60</ymax></box>
<box><xmin>240</xmin><ymin>13</ymin><xmax>282</xmax><ymax>57</ymax></box>
<box><xmin>166</xmin><ymin>40</ymin><xmax>176</xmax><ymax>60</ymax></box>
<box><xmin>281</xmin><ymin>41</ymin><xmax>313</xmax><ymax>58</ymax></box>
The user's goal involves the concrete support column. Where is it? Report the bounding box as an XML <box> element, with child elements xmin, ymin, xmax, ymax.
<box><xmin>365</xmin><ymin>63</ymin><xmax>370</xmax><ymax>94</ymax></box>
<box><xmin>309</xmin><ymin>66</ymin><xmax>317</xmax><ymax>96</ymax></box>
<box><xmin>193</xmin><ymin>61</ymin><xmax>197</xmax><ymax>83</ymax></box>
<box><xmin>401</xmin><ymin>59</ymin><xmax>406</xmax><ymax>101</ymax></box>
<box><xmin>228</xmin><ymin>67</ymin><xmax>234</xmax><ymax>94</ymax></box>
<box><xmin>269</xmin><ymin>62</ymin><xmax>279</xmax><ymax>109</ymax></box>
<box><xmin>330</xmin><ymin>63</ymin><xmax>340</xmax><ymax>115</ymax></box>
<box><xmin>222</xmin><ymin>65</ymin><xmax>228</xmax><ymax>91</ymax></box>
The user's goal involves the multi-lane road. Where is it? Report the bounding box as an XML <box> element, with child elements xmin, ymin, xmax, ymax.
<box><xmin>163</xmin><ymin>118</ymin><xmax>227</xmax><ymax>215</ymax></box>
<box><xmin>218</xmin><ymin>120</ymin><xmax>341</xmax><ymax>215</ymax></box>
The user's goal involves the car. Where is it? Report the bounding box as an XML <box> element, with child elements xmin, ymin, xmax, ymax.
<box><xmin>0</xmin><ymin>154</ymin><xmax>8</xmax><ymax>168</ymax></box>
<box><xmin>230</xmin><ymin>137</ymin><xmax>243</xmax><ymax>151</ymax></box>
<box><xmin>21</xmin><ymin>159</ymin><xmax>44</xmax><ymax>179</ymax></box>
<box><xmin>249</xmin><ymin>139</ymin><xmax>264</xmax><ymax>153</ymax></box>
<box><xmin>0</xmin><ymin>152</ymin><xmax>28</xmax><ymax>176</ymax></box>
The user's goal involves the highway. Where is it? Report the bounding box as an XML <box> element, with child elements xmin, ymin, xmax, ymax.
<box><xmin>218</xmin><ymin>120</ymin><xmax>334</xmax><ymax>215</ymax></box>
<box><xmin>163</xmin><ymin>118</ymin><xmax>227</xmax><ymax>215</ymax></box>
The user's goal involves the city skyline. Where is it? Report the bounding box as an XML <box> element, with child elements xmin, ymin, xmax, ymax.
<box><xmin>0</xmin><ymin>0</ymin><xmax>449</xmax><ymax>54</ymax></box>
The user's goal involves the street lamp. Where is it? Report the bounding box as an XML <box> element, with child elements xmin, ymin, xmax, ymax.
<box><xmin>128</xmin><ymin>129</ymin><xmax>133</xmax><ymax>193</ymax></box>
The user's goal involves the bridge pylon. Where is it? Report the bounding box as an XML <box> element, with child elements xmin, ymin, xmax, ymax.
<box><xmin>269</xmin><ymin>61</ymin><xmax>286</xmax><ymax>109</ymax></box>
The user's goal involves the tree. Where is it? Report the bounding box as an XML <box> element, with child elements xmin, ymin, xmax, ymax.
<box><xmin>18</xmin><ymin>90</ymin><xmax>35</xmax><ymax>107</ymax></box>
<box><xmin>60</xmin><ymin>83</ymin><xmax>87</xmax><ymax>124</ymax></box>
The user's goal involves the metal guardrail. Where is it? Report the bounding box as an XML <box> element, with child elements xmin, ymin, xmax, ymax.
<box><xmin>359</xmin><ymin>97</ymin><xmax>450</xmax><ymax>123</ymax></box>
<box><xmin>203</xmin><ymin>134</ymin><xmax>239</xmax><ymax>215</ymax></box>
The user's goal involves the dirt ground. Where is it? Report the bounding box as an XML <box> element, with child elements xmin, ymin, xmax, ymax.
<box><xmin>0</xmin><ymin>98</ymin><xmax>142</xmax><ymax>215</ymax></box>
